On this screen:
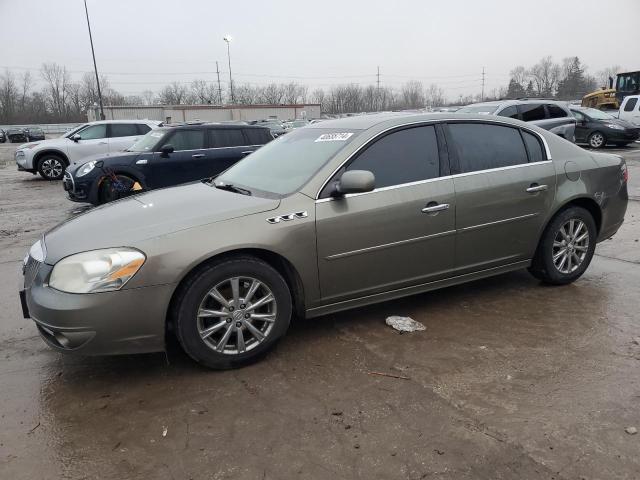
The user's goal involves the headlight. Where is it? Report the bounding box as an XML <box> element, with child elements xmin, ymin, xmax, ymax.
<box><xmin>605</xmin><ymin>124</ymin><xmax>624</xmax><ymax>130</ymax></box>
<box><xmin>76</xmin><ymin>161</ymin><xmax>96</xmax><ymax>177</ymax></box>
<box><xmin>49</xmin><ymin>248</ymin><xmax>146</xmax><ymax>293</ymax></box>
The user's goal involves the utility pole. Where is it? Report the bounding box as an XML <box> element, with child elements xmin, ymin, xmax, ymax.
<box><xmin>223</xmin><ymin>36</ymin><xmax>234</xmax><ymax>103</ymax></box>
<box><xmin>216</xmin><ymin>61</ymin><xmax>222</xmax><ymax>105</ymax></box>
<box><xmin>376</xmin><ymin>66</ymin><xmax>380</xmax><ymax>111</ymax></box>
<box><xmin>83</xmin><ymin>0</ymin><xmax>104</xmax><ymax>120</ymax></box>
<box><xmin>481</xmin><ymin>66</ymin><xmax>486</xmax><ymax>101</ymax></box>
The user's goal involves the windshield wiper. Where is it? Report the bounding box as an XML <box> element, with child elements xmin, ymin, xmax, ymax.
<box><xmin>214</xmin><ymin>182</ymin><xmax>252</xmax><ymax>196</ymax></box>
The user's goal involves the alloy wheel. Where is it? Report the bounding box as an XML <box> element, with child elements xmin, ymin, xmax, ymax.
<box><xmin>552</xmin><ymin>219</ymin><xmax>589</xmax><ymax>274</ymax></box>
<box><xmin>41</xmin><ymin>158</ymin><xmax>64</xmax><ymax>179</ymax></box>
<box><xmin>589</xmin><ymin>133</ymin><xmax>604</xmax><ymax>148</ymax></box>
<box><xmin>196</xmin><ymin>276</ymin><xmax>277</xmax><ymax>355</ymax></box>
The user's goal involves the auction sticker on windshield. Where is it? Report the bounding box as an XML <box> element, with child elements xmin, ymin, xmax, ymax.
<box><xmin>315</xmin><ymin>132</ymin><xmax>354</xmax><ymax>142</ymax></box>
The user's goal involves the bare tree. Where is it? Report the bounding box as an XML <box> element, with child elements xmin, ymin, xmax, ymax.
<box><xmin>401</xmin><ymin>81</ymin><xmax>425</xmax><ymax>109</ymax></box>
<box><xmin>191</xmin><ymin>79</ymin><xmax>217</xmax><ymax>104</ymax></box>
<box><xmin>0</xmin><ymin>69</ymin><xmax>18</xmax><ymax>122</ymax></box>
<box><xmin>141</xmin><ymin>90</ymin><xmax>156</xmax><ymax>105</ymax></box>
<box><xmin>529</xmin><ymin>56</ymin><xmax>561</xmax><ymax>97</ymax></box>
<box><xmin>260</xmin><ymin>83</ymin><xmax>285</xmax><ymax>104</ymax></box>
<box><xmin>19</xmin><ymin>71</ymin><xmax>32</xmax><ymax>112</ymax></box>
<box><xmin>424</xmin><ymin>83</ymin><xmax>445</xmax><ymax>107</ymax></box>
<box><xmin>41</xmin><ymin>63</ymin><xmax>71</xmax><ymax>118</ymax></box>
<box><xmin>158</xmin><ymin>81</ymin><xmax>190</xmax><ymax>105</ymax></box>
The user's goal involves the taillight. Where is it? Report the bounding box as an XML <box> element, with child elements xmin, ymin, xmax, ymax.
<box><xmin>621</xmin><ymin>162</ymin><xmax>628</xmax><ymax>183</ymax></box>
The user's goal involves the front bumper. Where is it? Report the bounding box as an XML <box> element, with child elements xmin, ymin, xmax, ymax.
<box><xmin>15</xmin><ymin>149</ymin><xmax>35</xmax><ymax>171</ymax></box>
<box><xmin>23</xmin><ymin>259</ymin><xmax>174</xmax><ymax>355</ymax></box>
<box><xmin>606</xmin><ymin>129</ymin><xmax>640</xmax><ymax>143</ymax></box>
<box><xmin>63</xmin><ymin>171</ymin><xmax>96</xmax><ymax>203</ymax></box>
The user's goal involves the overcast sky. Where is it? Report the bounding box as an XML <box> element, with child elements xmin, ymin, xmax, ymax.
<box><xmin>1</xmin><ymin>0</ymin><xmax>638</xmax><ymax>100</ymax></box>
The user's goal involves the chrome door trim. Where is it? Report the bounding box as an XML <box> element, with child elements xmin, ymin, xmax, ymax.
<box><xmin>315</xmin><ymin>161</ymin><xmax>552</xmax><ymax>204</ymax></box>
<box><xmin>422</xmin><ymin>203</ymin><xmax>450</xmax><ymax>213</ymax></box>
<box><xmin>526</xmin><ymin>184</ymin><xmax>548</xmax><ymax>193</ymax></box>
<box><xmin>458</xmin><ymin>213</ymin><xmax>539</xmax><ymax>232</ymax></box>
<box><xmin>325</xmin><ymin>230</ymin><xmax>456</xmax><ymax>261</ymax></box>
<box><xmin>314</xmin><ymin>118</ymin><xmax>553</xmax><ymax>200</ymax></box>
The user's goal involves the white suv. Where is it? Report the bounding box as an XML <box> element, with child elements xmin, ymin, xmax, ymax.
<box><xmin>15</xmin><ymin>120</ymin><xmax>162</xmax><ymax>180</ymax></box>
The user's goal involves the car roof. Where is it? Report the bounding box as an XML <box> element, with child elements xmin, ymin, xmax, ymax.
<box><xmin>90</xmin><ymin>119</ymin><xmax>161</xmax><ymax>125</ymax></box>
<box><xmin>161</xmin><ymin>123</ymin><xmax>269</xmax><ymax>131</ymax></box>
<box><xmin>306</xmin><ymin>112</ymin><xmax>535</xmax><ymax>130</ymax></box>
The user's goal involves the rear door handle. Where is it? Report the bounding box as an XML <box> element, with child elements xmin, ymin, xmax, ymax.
<box><xmin>526</xmin><ymin>183</ymin><xmax>548</xmax><ymax>193</ymax></box>
<box><xmin>422</xmin><ymin>203</ymin><xmax>449</xmax><ymax>213</ymax></box>
<box><xmin>192</xmin><ymin>154</ymin><xmax>205</xmax><ymax>158</ymax></box>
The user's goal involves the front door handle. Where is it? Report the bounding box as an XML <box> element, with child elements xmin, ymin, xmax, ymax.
<box><xmin>526</xmin><ymin>183</ymin><xmax>548</xmax><ymax>193</ymax></box>
<box><xmin>192</xmin><ymin>154</ymin><xmax>205</xmax><ymax>158</ymax></box>
<box><xmin>422</xmin><ymin>202</ymin><xmax>450</xmax><ymax>214</ymax></box>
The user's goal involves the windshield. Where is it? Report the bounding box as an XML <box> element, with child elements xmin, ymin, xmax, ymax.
<box><xmin>292</xmin><ymin>120</ymin><xmax>308</xmax><ymax>127</ymax></box>
<box><xmin>127</xmin><ymin>129</ymin><xmax>167</xmax><ymax>152</ymax></box>
<box><xmin>457</xmin><ymin>104</ymin><xmax>499</xmax><ymax>115</ymax></box>
<box><xmin>215</xmin><ymin>128</ymin><xmax>360</xmax><ymax>196</ymax></box>
<box><xmin>579</xmin><ymin>108</ymin><xmax>615</xmax><ymax>120</ymax></box>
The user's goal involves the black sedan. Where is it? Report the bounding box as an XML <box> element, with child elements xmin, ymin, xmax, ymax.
<box><xmin>63</xmin><ymin>123</ymin><xmax>273</xmax><ymax>205</ymax></box>
<box><xmin>24</xmin><ymin>127</ymin><xmax>45</xmax><ymax>141</ymax></box>
<box><xmin>0</xmin><ymin>128</ymin><xmax>5</xmax><ymax>143</ymax></box>
<box><xmin>571</xmin><ymin>106</ymin><xmax>640</xmax><ymax>148</ymax></box>
<box><xmin>7</xmin><ymin>128</ymin><xmax>28</xmax><ymax>143</ymax></box>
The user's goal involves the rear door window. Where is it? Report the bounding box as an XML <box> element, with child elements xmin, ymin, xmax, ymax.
<box><xmin>546</xmin><ymin>104</ymin><xmax>568</xmax><ymax>118</ymax></box>
<box><xmin>345</xmin><ymin>125</ymin><xmax>440</xmax><ymax>189</ymax></box>
<box><xmin>519</xmin><ymin>104</ymin><xmax>547</xmax><ymax>122</ymax></box>
<box><xmin>497</xmin><ymin>105</ymin><xmax>519</xmax><ymax>119</ymax></box>
<box><xmin>208</xmin><ymin>129</ymin><xmax>246</xmax><ymax>148</ymax></box>
<box><xmin>447</xmin><ymin>123</ymin><xmax>528</xmax><ymax>173</ymax></box>
<box><xmin>522</xmin><ymin>131</ymin><xmax>546</xmax><ymax>163</ymax></box>
<box><xmin>244</xmin><ymin>128</ymin><xmax>272</xmax><ymax>145</ymax></box>
<box><xmin>163</xmin><ymin>130</ymin><xmax>206</xmax><ymax>151</ymax></box>
<box><xmin>110</xmin><ymin>123</ymin><xmax>140</xmax><ymax>138</ymax></box>
<box><xmin>624</xmin><ymin>98</ymin><xmax>638</xmax><ymax>112</ymax></box>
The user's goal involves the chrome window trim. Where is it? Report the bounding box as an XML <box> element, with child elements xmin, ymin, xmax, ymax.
<box><xmin>315</xmin><ymin>160</ymin><xmax>552</xmax><ymax>204</ymax></box>
<box><xmin>152</xmin><ymin>144</ymin><xmax>263</xmax><ymax>154</ymax></box>
<box><xmin>314</xmin><ymin>118</ymin><xmax>552</xmax><ymax>200</ymax></box>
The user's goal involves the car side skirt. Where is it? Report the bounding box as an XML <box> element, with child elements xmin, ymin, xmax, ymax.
<box><xmin>305</xmin><ymin>260</ymin><xmax>531</xmax><ymax>319</ymax></box>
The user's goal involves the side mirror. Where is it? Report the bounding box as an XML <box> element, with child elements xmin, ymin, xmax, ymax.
<box><xmin>333</xmin><ymin>170</ymin><xmax>375</xmax><ymax>196</ymax></box>
<box><xmin>72</xmin><ymin>134</ymin><xmax>81</xmax><ymax>142</ymax></box>
<box><xmin>160</xmin><ymin>144</ymin><xmax>174</xmax><ymax>156</ymax></box>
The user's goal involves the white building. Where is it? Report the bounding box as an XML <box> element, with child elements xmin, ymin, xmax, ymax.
<box><xmin>87</xmin><ymin>104</ymin><xmax>322</xmax><ymax>123</ymax></box>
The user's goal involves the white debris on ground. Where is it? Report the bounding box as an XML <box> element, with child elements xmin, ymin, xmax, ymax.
<box><xmin>385</xmin><ymin>316</ymin><xmax>426</xmax><ymax>333</ymax></box>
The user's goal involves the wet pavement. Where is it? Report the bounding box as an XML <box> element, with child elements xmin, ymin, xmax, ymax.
<box><xmin>1</xmin><ymin>143</ymin><xmax>639</xmax><ymax>479</ymax></box>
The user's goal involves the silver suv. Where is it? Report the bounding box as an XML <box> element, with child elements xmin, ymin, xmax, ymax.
<box><xmin>458</xmin><ymin>99</ymin><xmax>576</xmax><ymax>142</ymax></box>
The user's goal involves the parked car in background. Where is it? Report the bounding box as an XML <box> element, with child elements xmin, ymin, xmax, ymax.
<box><xmin>618</xmin><ymin>95</ymin><xmax>640</xmax><ymax>126</ymax></box>
<box><xmin>458</xmin><ymin>99</ymin><xmax>576</xmax><ymax>141</ymax></box>
<box><xmin>23</xmin><ymin>113</ymin><xmax>627</xmax><ymax>369</ymax></box>
<box><xmin>7</xmin><ymin>128</ymin><xmax>28</xmax><ymax>143</ymax></box>
<box><xmin>285</xmin><ymin>119</ymin><xmax>310</xmax><ymax>130</ymax></box>
<box><xmin>570</xmin><ymin>106</ymin><xmax>640</xmax><ymax>148</ymax></box>
<box><xmin>15</xmin><ymin>120</ymin><xmax>161</xmax><ymax>180</ymax></box>
<box><xmin>0</xmin><ymin>128</ymin><xmax>6</xmax><ymax>143</ymax></box>
<box><xmin>24</xmin><ymin>127</ymin><xmax>45</xmax><ymax>141</ymax></box>
<box><xmin>63</xmin><ymin>123</ymin><xmax>273</xmax><ymax>205</ymax></box>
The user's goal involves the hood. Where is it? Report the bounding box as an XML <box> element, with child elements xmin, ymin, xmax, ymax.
<box><xmin>68</xmin><ymin>151</ymin><xmax>140</xmax><ymax>170</ymax></box>
<box><xmin>43</xmin><ymin>182</ymin><xmax>280</xmax><ymax>264</ymax></box>
<box><xmin>601</xmin><ymin>117</ymin><xmax>637</xmax><ymax>129</ymax></box>
<box><xmin>18</xmin><ymin>136</ymin><xmax>70</xmax><ymax>150</ymax></box>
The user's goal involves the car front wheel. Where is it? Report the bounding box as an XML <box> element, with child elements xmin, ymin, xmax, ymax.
<box><xmin>588</xmin><ymin>131</ymin><xmax>606</xmax><ymax>149</ymax></box>
<box><xmin>529</xmin><ymin>206</ymin><xmax>597</xmax><ymax>285</ymax></box>
<box><xmin>37</xmin><ymin>155</ymin><xmax>66</xmax><ymax>180</ymax></box>
<box><xmin>173</xmin><ymin>257</ymin><xmax>292</xmax><ymax>369</ymax></box>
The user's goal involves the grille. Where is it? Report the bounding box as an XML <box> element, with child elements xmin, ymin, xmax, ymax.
<box><xmin>23</xmin><ymin>256</ymin><xmax>41</xmax><ymax>289</ymax></box>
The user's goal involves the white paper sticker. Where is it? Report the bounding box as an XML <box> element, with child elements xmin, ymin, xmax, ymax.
<box><xmin>314</xmin><ymin>132</ymin><xmax>354</xmax><ymax>142</ymax></box>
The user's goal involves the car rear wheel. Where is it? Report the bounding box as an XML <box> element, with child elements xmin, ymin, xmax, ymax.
<box><xmin>173</xmin><ymin>257</ymin><xmax>292</xmax><ymax>369</ymax></box>
<box><xmin>528</xmin><ymin>206</ymin><xmax>597</xmax><ymax>285</ymax></box>
<box><xmin>37</xmin><ymin>154</ymin><xmax>66</xmax><ymax>180</ymax></box>
<box><xmin>588</xmin><ymin>131</ymin><xmax>606</xmax><ymax>149</ymax></box>
<box><xmin>97</xmin><ymin>174</ymin><xmax>140</xmax><ymax>204</ymax></box>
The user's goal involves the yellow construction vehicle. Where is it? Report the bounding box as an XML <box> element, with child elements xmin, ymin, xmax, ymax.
<box><xmin>582</xmin><ymin>70</ymin><xmax>640</xmax><ymax>111</ymax></box>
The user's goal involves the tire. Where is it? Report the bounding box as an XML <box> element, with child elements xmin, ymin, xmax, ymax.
<box><xmin>37</xmin><ymin>154</ymin><xmax>66</xmax><ymax>180</ymax></box>
<box><xmin>173</xmin><ymin>256</ymin><xmax>292</xmax><ymax>369</ymax></box>
<box><xmin>588</xmin><ymin>131</ymin><xmax>606</xmax><ymax>149</ymax></box>
<box><xmin>528</xmin><ymin>206</ymin><xmax>597</xmax><ymax>285</ymax></box>
<box><xmin>97</xmin><ymin>174</ymin><xmax>140</xmax><ymax>204</ymax></box>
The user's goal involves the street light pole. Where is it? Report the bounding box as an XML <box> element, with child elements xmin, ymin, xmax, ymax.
<box><xmin>223</xmin><ymin>35</ymin><xmax>234</xmax><ymax>103</ymax></box>
<box><xmin>83</xmin><ymin>0</ymin><xmax>104</xmax><ymax>120</ymax></box>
